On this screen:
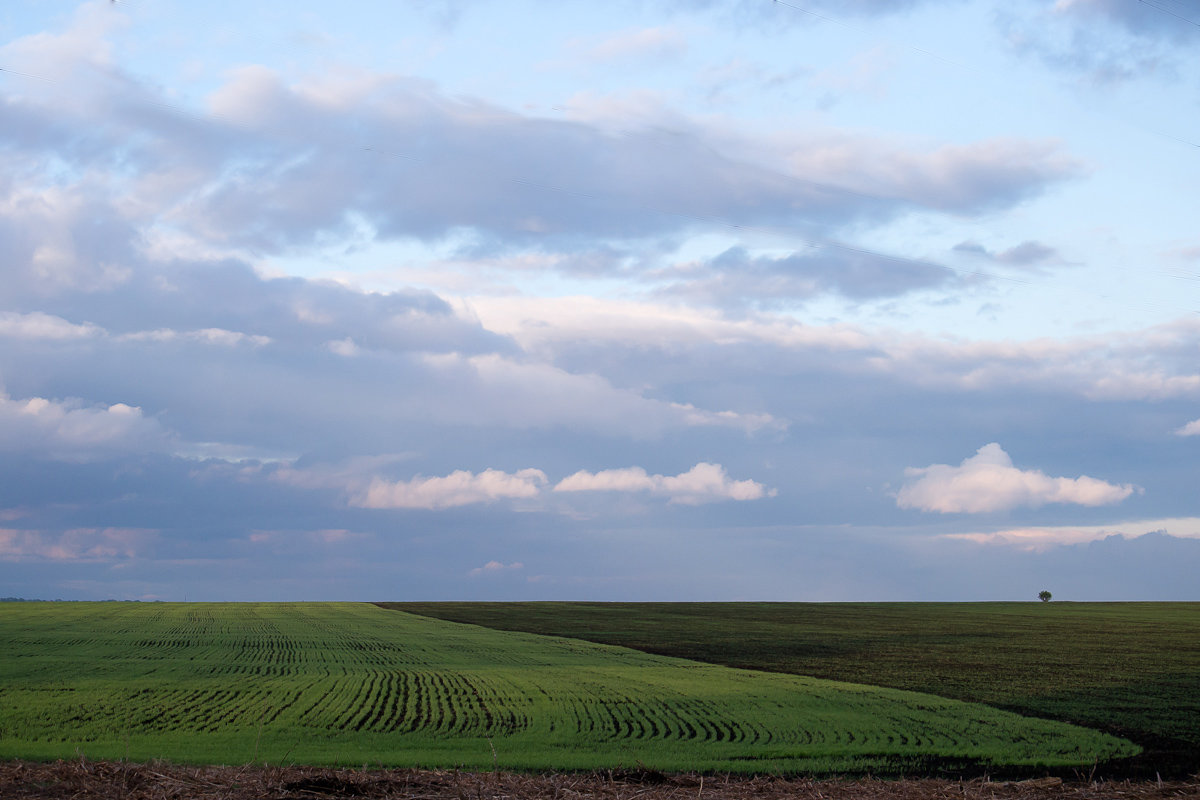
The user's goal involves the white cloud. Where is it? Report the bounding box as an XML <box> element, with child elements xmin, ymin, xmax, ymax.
<box><xmin>572</xmin><ymin>26</ymin><xmax>688</xmax><ymax>64</ymax></box>
<box><xmin>269</xmin><ymin>454</ymin><xmax>416</xmax><ymax>490</ymax></box>
<box><xmin>118</xmin><ymin>328</ymin><xmax>271</xmax><ymax>347</ymax></box>
<box><xmin>0</xmin><ymin>1</ymin><xmax>126</xmax><ymax>76</ymax></box>
<box><xmin>0</xmin><ymin>390</ymin><xmax>169</xmax><ymax>458</ymax></box>
<box><xmin>1052</xmin><ymin>0</ymin><xmax>1200</xmax><ymax>40</ymax></box>
<box><xmin>0</xmin><ymin>527</ymin><xmax>152</xmax><ymax>562</ymax></box>
<box><xmin>465</xmin><ymin>296</ymin><xmax>1200</xmax><ymax>404</ymax></box>
<box><xmin>275</xmin><ymin>459</ymin><xmax>772</xmax><ymax>509</ymax></box>
<box><xmin>669</xmin><ymin>403</ymin><xmax>785</xmax><ymax>433</ymax></box>
<box><xmin>416</xmin><ymin>351</ymin><xmax>780</xmax><ymax>435</ymax></box>
<box><xmin>783</xmin><ymin>136</ymin><xmax>1085</xmax><ymax>214</ymax></box>
<box><xmin>0</xmin><ymin>311</ymin><xmax>102</xmax><ymax>341</ymax></box>
<box><xmin>355</xmin><ymin>468</ymin><xmax>548</xmax><ymax>510</ymax></box>
<box><xmin>325</xmin><ymin>337</ymin><xmax>360</xmax><ymax>357</ymax></box>
<box><xmin>463</xmin><ymin>295</ymin><xmax>874</xmax><ymax>355</ymax></box>
<box><xmin>942</xmin><ymin>517</ymin><xmax>1200</xmax><ymax>551</ymax></box>
<box><xmin>554</xmin><ymin>462</ymin><xmax>774</xmax><ymax>505</ymax></box>
<box><xmin>0</xmin><ymin>312</ymin><xmax>272</xmax><ymax>350</ymax></box>
<box><xmin>1176</xmin><ymin>419</ymin><xmax>1200</xmax><ymax>436</ymax></box>
<box><xmin>468</xmin><ymin>560</ymin><xmax>525</xmax><ymax>577</ymax></box>
<box><xmin>896</xmin><ymin>443</ymin><xmax>1138</xmax><ymax>513</ymax></box>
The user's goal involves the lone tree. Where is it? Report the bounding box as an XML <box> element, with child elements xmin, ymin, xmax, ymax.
<box><xmin>1038</xmin><ymin>590</ymin><xmax>1052</xmax><ymax>602</ymax></box>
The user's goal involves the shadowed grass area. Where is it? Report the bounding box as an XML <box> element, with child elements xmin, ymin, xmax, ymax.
<box><xmin>0</xmin><ymin>602</ymin><xmax>1136</xmax><ymax>774</ymax></box>
<box><xmin>385</xmin><ymin>602</ymin><xmax>1200</xmax><ymax>776</ymax></box>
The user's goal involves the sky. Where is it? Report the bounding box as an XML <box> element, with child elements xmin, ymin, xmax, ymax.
<box><xmin>1</xmin><ymin>0</ymin><xmax>1199</xmax><ymax>602</ymax></box>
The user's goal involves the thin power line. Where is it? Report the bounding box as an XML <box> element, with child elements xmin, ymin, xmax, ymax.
<box><xmin>1139</xmin><ymin>0</ymin><xmax>1200</xmax><ymax>28</ymax></box>
<box><xmin>0</xmin><ymin>65</ymin><xmax>55</xmax><ymax>82</ymax></box>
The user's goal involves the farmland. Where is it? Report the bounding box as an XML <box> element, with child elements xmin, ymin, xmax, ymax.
<box><xmin>388</xmin><ymin>602</ymin><xmax>1200</xmax><ymax>775</ymax></box>
<box><xmin>0</xmin><ymin>602</ymin><xmax>1136</xmax><ymax>774</ymax></box>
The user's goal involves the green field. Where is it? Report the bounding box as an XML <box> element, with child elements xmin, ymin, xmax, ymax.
<box><xmin>0</xmin><ymin>602</ymin><xmax>1136</xmax><ymax>774</ymax></box>
<box><xmin>389</xmin><ymin>602</ymin><xmax>1200</xmax><ymax>774</ymax></box>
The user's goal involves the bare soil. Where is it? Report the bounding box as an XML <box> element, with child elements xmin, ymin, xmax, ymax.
<box><xmin>3</xmin><ymin>760</ymin><xmax>1199</xmax><ymax>800</ymax></box>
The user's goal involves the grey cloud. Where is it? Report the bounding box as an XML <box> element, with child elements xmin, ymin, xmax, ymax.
<box><xmin>0</xmin><ymin>278</ymin><xmax>774</xmax><ymax>461</ymax></box>
<box><xmin>0</xmin><ymin>173</ymin><xmax>141</xmax><ymax>300</ymax></box>
<box><xmin>3</xmin><ymin>53</ymin><xmax>1085</xmax><ymax>267</ymax></box>
<box><xmin>0</xmin><ymin>389</ymin><xmax>171</xmax><ymax>460</ymax></box>
<box><xmin>650</xmin><ymin>245</ymin><xmax>961</xmax><ymax>309</ymax></box>
<box><xmin>1052</xmin><ymin>0</ymin><xmax>1200</xmax><ymax>42</ymax></box>
<box><xmin>655</xmin><ymin>0</ymin><xmax>947</xmax><ymax>24</ymax></box>
<box><xmin>188</xmin><ymin>71</ymin><xmax>880</xmax><ymax>249</ymax></box>
<box><xmin>480</xmin><ymin>302</ymin><xmax>1199</xmax><ymax>518</ymax></box>
<box><xmin>571</xmin><ymin>26</ymin><xmax>688</xmax><ymax>65</ymax></box>
<box><xmin>992</xmin><ymin>241</ymin><xmax>1058</xmax><ymax>265</ymax></box>
<box><xmin>999</xmin><ymin>0</ymin><xmax>1198</xmax><ymax>83</ymax></box>
<box><xmin>785</xmin><ymin>137</ymin><xmax>1086</xmax><ymax>214</ymax></box>
<box><xmin>0</xmin><ymin>312</ymin><xmax>102</xmax><ymax>341</ymax></box>
<box><xmin>953</xmin><ymin>239</ymin><xmax>1060</xmax><ymax>268</ymax></box>
<box><xmin>5</xmin><ymin>243</ymin><xmax>511</xmax><ymax>359</ymax></box>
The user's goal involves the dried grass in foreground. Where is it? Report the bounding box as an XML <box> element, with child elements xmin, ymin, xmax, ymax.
<box><xmin>3</xmin><ymin>760</ymin><xmax>1199</xmax><ymax>800</ymax></box>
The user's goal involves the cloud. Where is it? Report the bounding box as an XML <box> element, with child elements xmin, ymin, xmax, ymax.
<box><xmin>651</xmin><ymin>245</ymin><xmax>961</xmax><ymax>308</ymax></box>
<box><xmin>1177</xmin><ymin>419</ymin><xmax>1200</xmax><ymax>436</ymax></box>
<box><xmin>0</xmin><ymin>0</ymin><xmax>126</xmax><ymax>81</ymax></box>
<box><xmin>810</xmin><ymin>46</ymin><xmax>895</xmax><ymax>102</ymax></box>
<box><xmin>668</xmin><ymin>402</ymin><xmax>784</xmax><ymax>433</ymax></box>
<box><xmin>571</xmin><ymin>26</ymin><xmax>687</xmax><ymax>64</ymax></box>
<box><xmin>0</xmin><ymin>312</ymin><xmax>102</xmax><ymax>341</ymax></box>
<box><xmin>468</xmin><ymin>560</ymin><xmax>524</xmax><ymax>577</ymax></box>
<box><xmin>896</xmin><ymin>443</ymin><xmax>1138</xmax><ymax>513</ymax></box>
<box><xmin>700</xmin><ymin>58</ymin><xmax>807</xmax><ymax>107</ymax></box>
<box><xmin>952</xmin><ymin>240</ymin><xmax>1061</xmax><ymax>268</ymax></box>
<box><xmin>0</xmin><ymin>33</ymin><xmax>1087</xmax><ymax>279</ymax></box>
<box><xmin>411</xmin><ymin>352</ymin><xmax>780</xmax><ymax>435</ymax></box>
<box><xmin>470</xmin><ymin>296</ymin><xmax>1200</xmax><ymax>404</ymax></box>
<box><xmin>0</xmin><ymin>527</ymin><xmax>152</xmax><ymax>562</ymax></box>
<box><xmin>0</xmin><ymin>183</ymin><xmax>139</xmax><ymax>296</ymax></box>
<box><xmin>185</xmin><ymin>66</ymin><xmax>896</xmax><ymax>250</ymax></box>
<box><xmin>117</xmin><ymin>328</ymin><xmax>272</xmax><ymax>347</ymax></box>
<box><xmin>783</xmin><ymin>136</ymin><xmax>1085</xmax><ymax>214</ymax></box>
<box><xmin>555</xmin><ymin>462</ymin><xmax>774</xmax><ymax>505</ymax></box>
<box><xmin>355</xmin><ymin>468</ymin><xmax>548</xmax><ymax>510</ymax></box>
<box><xmin>277</xmin><ymin>460</ymin><xmax>775</xmax><ymax>510</ymax></box>
<box><xmin>1000</xmin><ymin>0</ymin><xmax>1198</xmax><ymax>83</ymax></box>
<box><xmin>941</xmin><ymin>516</ymin><xmax>1200</xmax><ymax>551</ymax></box>
<box><xmin>1053</xmin><ymin>0</ymin><xmax>1200</xmax><ymax>41</ymax></box>
<box><xmin>0</xmin><ymin>390</ymin><xmax>170</xmax><ymax>459</ymax></box>
<box><xmin>1169</xmin><ymin>244</ymin><xmax>1200</xmax><ymax>262</ymax></box>
<box><xmin>274</xmin><ymin>460</ymin><xmax>553</xmax><ymax>511</ymax></box>
<box><xmin>668</xmin><ymin>0</ymin><xmax>943</xmax><ymax>25</ymax></box>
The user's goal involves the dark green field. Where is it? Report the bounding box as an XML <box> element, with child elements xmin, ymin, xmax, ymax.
<box><xmin>386</xmin><ymin>602</ymin><xmax>1200</xmax><ymax>776</ymax></box>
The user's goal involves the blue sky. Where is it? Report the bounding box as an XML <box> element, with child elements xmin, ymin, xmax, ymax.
<box><xmin>1</xmin><ymin>0</ymin><xmax>1199</xmax><ymax>601</ymax></box>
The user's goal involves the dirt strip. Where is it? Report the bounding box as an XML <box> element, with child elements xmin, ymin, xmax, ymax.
<box><xmin>3</xmin><ymin>760</ymin><xmax>1199</xmax><ymax>800</ymax></box>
